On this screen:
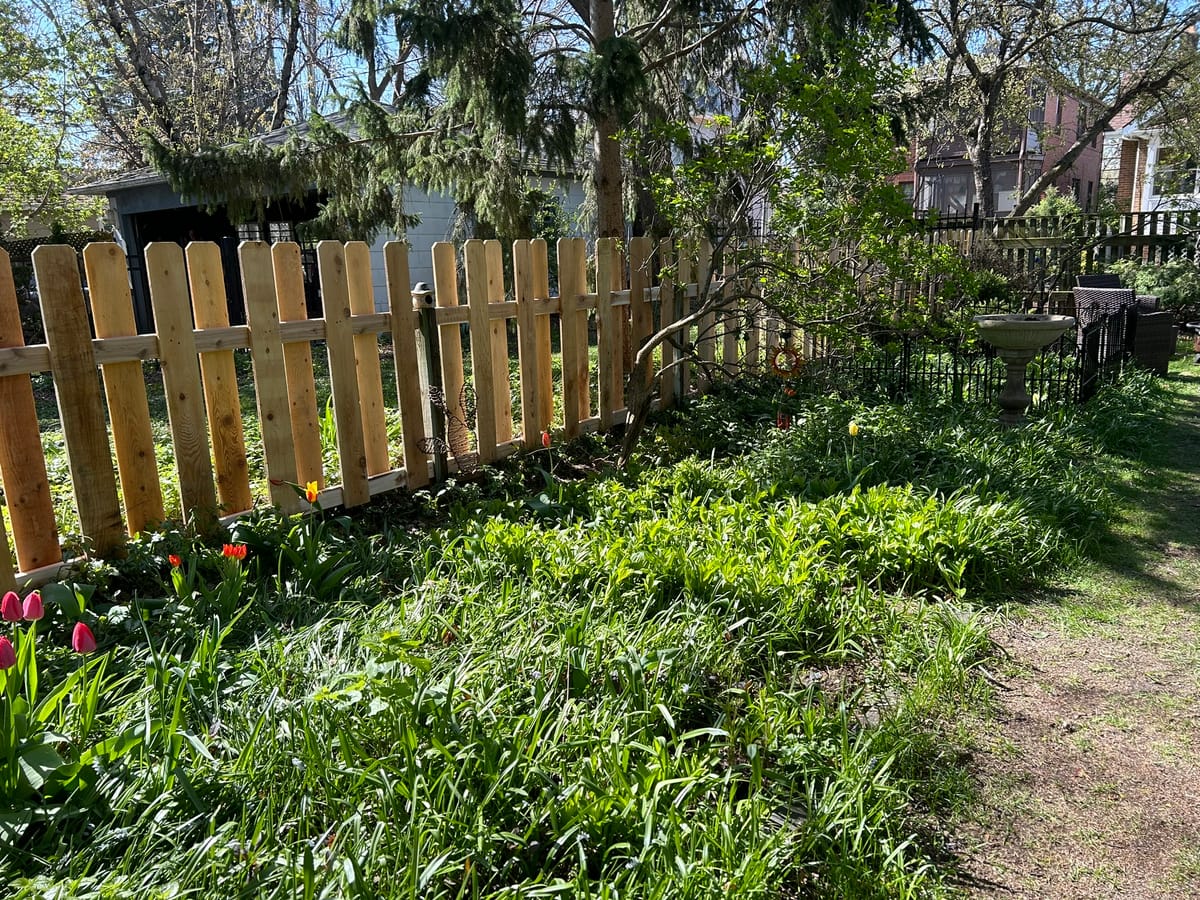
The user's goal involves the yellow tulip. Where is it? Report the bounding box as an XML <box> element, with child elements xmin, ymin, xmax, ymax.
<box><xmin>848</xmin><ymin>422</ymin><xmax>861</xmax><ymax>437</ymax></box>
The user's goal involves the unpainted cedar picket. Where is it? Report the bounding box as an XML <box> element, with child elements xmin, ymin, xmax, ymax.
<box><xmin>145</xmin><ymin>242</ymin><xmax>220</xmax><ymax>533</ymax></box>
<box><xmin>0</xmin><ymin>248</ymin><xmax>59</xmax><ymax>575</ymax></box>
<box><xmin>273</xmin><ymin>242</ymin><xmax>324</xmax><ymax>491</ymax></box>
<box><xmin>594</xmin><ymin>238</ymin><xmax>619</xmax><ymax>430</ymax></box>
<box><xmin>513</xmin><ymin>239</ymin><xmax>541</xmax><ymax>449</ymax></box>
<box><xmin>722</xmin><ymin>261</ymin><xmax>739</xmax><ymax>377</ymax></box>
<box><xmin>431</xmin><ymin>242</ymin><xmax>470</xmax><ymax>457</ymax></box>
<box><xmin>657</xmin><ymin>238</ymin><xmax>677</xmax><ymax>410</ymax></box>
<box><xmin>696</xmin><ymin>240</ymin><xmax>716</xmax><ymax>389</ymax></box>
<box><xmin>484</xmin><ymin>240</ymin><xmax>513</xmax><ymax>443</ymax></box>
<box><xmin>557</xmin><ymin>237</ymin><xmax>589</xmax><ymax>437</ymax></box>
<box><xmin>745</xmin><ymin>279</ymin><xmax>762</xmax><ymax>373</ymax></box>
<box><xmin>85</xmin><ymin>243</ymin><xmax>164</xmax><ymax>535</ymax></box>
<box><xmin>240</xmin><ymin>241</ymin><xmax>302</xmax><ymax>514</ymax></box>
<box><xmin>628</xmin><ymin>236</ymin><xmax>652</xmax><ymax>389</ymax></box>
<box><xmin>318</xmin><ymin>241</ymin><xmax>370</xmax><ymax>508</ymax></box>
<box><xmin>187</xmin><ymin>242</ymin><xmax>253</xmax><ymax>515</ymax></box>
<box><xmin>532</xmin><ymin>239</ymin><xmax>555</xmax><ymax>432</ymax></box>
<box><xmin>464</xmin><ymin>240</ymin><xmax>499</xmax><ymax>464</ymax></box>
<box><xmin>383</xmin><ymin>242</ymin><xmax>430</xmax><ymax>488</ymax></box>
<box><xmin>35</xmin><ymin>245</ymin><xmax>127</xmax><ymax>555</ymax></box>
<box><xmin>675</xmin><ymin>244</ymin><xmax>693</xmax><ymax>398</ymax></box>
<box><xmin>345</xmin><ymin>242</ymin><xmax>391</xmax><ymax>476</ymax></box>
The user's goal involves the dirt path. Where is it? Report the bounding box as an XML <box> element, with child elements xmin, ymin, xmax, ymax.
<box><xmin>960</xmin><ymin>368</ymin><xmax>1200</xmax><ymax>898</ymax></box>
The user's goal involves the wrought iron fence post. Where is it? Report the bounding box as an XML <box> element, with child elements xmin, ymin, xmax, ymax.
<box><xmin>413</xmin><ymin>282</ymin><xmax>449</xmax><ymax>483</ymax></box>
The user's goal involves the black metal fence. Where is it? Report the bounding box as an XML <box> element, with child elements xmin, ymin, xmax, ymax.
<box><xmin>796</xmin><ymin>304</ymin><xmax>1143</xmax><ymax>406</ymax></box>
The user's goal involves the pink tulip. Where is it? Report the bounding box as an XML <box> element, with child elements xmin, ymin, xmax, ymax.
<box><xmin>72</xmin><ymin>622</ymin><xmax>97</xmax><ymax>654</ymax></box>
<box><xmin>22</xmin><ymin>591</ymin><xmax>43</xmax><ymax>621</ymax></box>
<box><xmin>1</xmin><ymin>591</ymin><xmax>21</xmax><ymax>622</ymax></box>
<box><xmin>0</xmin><ymin>636</ymin><xmax>15</xmax><ymax>670</ymax></box>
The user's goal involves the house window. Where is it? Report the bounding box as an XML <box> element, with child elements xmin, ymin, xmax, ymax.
<box><xmin>268</xmin><ymin>222</ymin><xmax>294</xmax><ymax>243</ymax></box>
<box><xmin>1078</xmin><ymin>104</ymin><xmax>1088</xmax><ymax>137</ymax></box>
<box><xmin>1152</xmin><ymin>146</ymin><xmax>1199</xmax><ymax>196</ymax></box>
<box><xmin>237</xmin><ymin>223</ymin><xmax>261</xmax><ymax>241</ymax></box>
<box><xmin>1072</xmin><ymin>178</ymin><xmax>1081</xmax><ymax>201</ymax></box>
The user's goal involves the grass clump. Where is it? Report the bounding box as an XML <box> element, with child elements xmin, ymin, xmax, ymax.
<box><xmin>0</xmin><ymin>371</ymin><xmax>1166</xmax><ymax>898</ymax></box>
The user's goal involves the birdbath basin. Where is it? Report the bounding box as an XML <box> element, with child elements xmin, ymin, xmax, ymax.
<box><xmin>974</xmin><ymin>314</ymin><xmax>1075</xmax><ymax>425</ymax></box>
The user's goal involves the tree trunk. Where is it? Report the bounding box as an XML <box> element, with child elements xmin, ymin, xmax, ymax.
<box><xmin>971</xmin><ymin>115</ymin><xmax>996</xmax><ymax>219</ymax></box>
<box><xmin>591</xmin><ymin>0</ymin><xmax>623</xmax><ymax>238</ymax></box>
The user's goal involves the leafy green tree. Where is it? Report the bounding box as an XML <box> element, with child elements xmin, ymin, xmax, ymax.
<box><xmin>0</xmin><ymin>0</ymin><xmax>103</xmax><ymax>237</ymax></box>
<box><xmin>914</xmin><ymin>0</ymin><xmax>1200</xmax><ymax>218</ymax></box>
<box><xmin>619</xmin><ymin>15</ymin><xmax>946</xmax><ymax>460</ymax></box>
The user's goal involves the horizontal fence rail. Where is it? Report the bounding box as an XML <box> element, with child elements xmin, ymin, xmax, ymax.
<box><xmin>0</xmin><ymin>236</ymin><xmax>783</xmax><ymax>590</ymax></box>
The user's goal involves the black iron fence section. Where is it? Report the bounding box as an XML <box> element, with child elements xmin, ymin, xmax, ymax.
<box><xmin>799</xmin><ymin>306</ymin><xmax>1139</xmax><ymax>406</ymax></box>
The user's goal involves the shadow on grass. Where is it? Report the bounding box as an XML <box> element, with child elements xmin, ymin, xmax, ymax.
<box><xmin>1030</xmin><ymin>365</ymin><xmax>1200</xmax><ymax>615</ymax></box>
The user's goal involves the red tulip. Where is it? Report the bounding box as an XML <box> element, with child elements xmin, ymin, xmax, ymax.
<box><xmin>1</xmin><ymin>591</ymin><xmax>21</xmax><ymax>622</ymax></box>
<box><xmin>0</xmin><ymin>636</ymin><xmax>15</xmax><ymax>670</ymax></box>
<box><xmin>776</xmin><ymin>412</ymin><xmax>792</xmax><ymax>431</ymax></box>
<box><xmin>72</xmin><ymin>622</ymin><xmax>97</xmax><ymax>654</ymax></box>
<box><xmin>22</xmin><ymin>591</ymin><xmax>43</xmax><ymax>621</ymax></box>
<box><xmin>222</xmin><ymin>544</ymin><xmax>247</xmax><ymax>560</ymax></box>
<box><xmin>168</xmin><ymin>554</ymin><xmax>182</xmax><ymax>568</ymax></box>
<box><xmin>541</xmin><ymin>431</ymin><xmax>551</xmax><ymax>449</ymax></box>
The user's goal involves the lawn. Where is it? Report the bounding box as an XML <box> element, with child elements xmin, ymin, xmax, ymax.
<box><xmin>1</xmin><ymin>365</ymin><xmax>1165</xmax><ymax>898</ymax></box>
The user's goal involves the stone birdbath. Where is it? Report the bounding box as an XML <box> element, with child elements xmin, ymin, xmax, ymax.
<box><xmin>974</xmin><ymin>314</ymin><xmax>1076</xmax><ymax>426</ymax></box>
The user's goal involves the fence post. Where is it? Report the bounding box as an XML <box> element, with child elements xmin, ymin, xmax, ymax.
<box><xmin>414</xmin><ymin>281</ymin><xmax>448</xmax><ymax>482</ymax></box>
<box><xmin>189</xmin><ymin>241</ymin><xmax>253</xmax><ymax>515</ymax></box>
<box><xmin>385</xmin><ymin>244</ymin><xmax>430</xmax><ymax>489</ymax></box>
<box><xmin>0</xmin><ymin>248</ymin><xmax>59</xmax><ymax>576</ymax></box>
<box><xmin>35</xmin><ymin>245</ymin><xmax>127</xmax><ymax>555</ymax></box>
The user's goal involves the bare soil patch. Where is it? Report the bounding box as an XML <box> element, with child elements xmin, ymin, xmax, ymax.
<box><xmin>958</xmin><ymin>369</ymin><xmax>1200</xmax><ymax>898</ymax></box>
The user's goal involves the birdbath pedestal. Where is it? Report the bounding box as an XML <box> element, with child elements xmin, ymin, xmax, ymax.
<box><xmin>974</xmin><ymin>314</ymin><xmax>1076</xmax><ymax>426</ymax></box>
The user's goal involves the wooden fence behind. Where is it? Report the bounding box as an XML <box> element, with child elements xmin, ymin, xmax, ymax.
<box><xmin>921</xmin><ymin>210</ymin><xmax>1200</xmax><ymax>288</ymax></box>
<box><xmin>0</xmin><ymin>236</ymin><xmax>770</xmax><ymax>590</ymax></box>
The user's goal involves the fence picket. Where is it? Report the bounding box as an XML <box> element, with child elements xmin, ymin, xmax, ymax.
<box><xmin>464</xmin><ymin>240</ymin><xmax>498</xmax><ymax>463</ymax></box>
<box><xmin>596</xmin><ymin>238</ymin><xmax>620</xmax><ymax>428</ymax></box>
<box><xmin>384</xmin><ymin>243</ymin><xmax>429</xmax><ymax>487</ymax></box>
<box><xmin>722</xmin><ymin>263</ymin><xmax>738</xmax><ymax>376</ymax></box>
<box><xmin>432</xmin><ymin>242</ymin><xmax>470</xmax><ymax>457</ymax></box>
<box><xmin>240</xmin><ymin>241</ymin><xmax>301</xmax><ymax>513</ymax></box>
<box><xmin>84</xmin><ymin>243</ymin><xmax>164</xmax><ymax>534</ymax></box>
<box><xmin>558</xmin><ymin>237</ymin><xmax>589</xmax><ymax>437</ymax></box>
<box><xmin>0</xmin><ymin>249</ymin><xmax>59</xmax><ymax>573</ymax></box>
<box><xmin>514</xmin><ymin>240</ymin><xmax>542</xmax><ymax>448</ymax></box>
<box><xmin>346</xmin><ymin>242</ymin><xmax>391</xmax><ymax>476</ymax></box>
<box><xmin>676</xmin><ymin>244</ymin><xmax>693</xmax><ymax>398</ymax></box>
<box><xmin>658</xmin><ymin>239</ymin><xmax>677</xmax><ymax>409</ymax></box>
<box><xmin>35</xmin><ymin>245</ymin><xmax>126</xmax><ymax>554</ymax></box>
<box><xmin>628</xmin><ymin>236</ymin><xmax>653</xmax><ymax>387</ymax></box>
<box><xmin>484</xmin><ymin>240</ymin><xmax>513</xmax><ymax>442</ymax></box>
<box><xmin>696</xmin><ymin>241</ymin><xmax>715</xmax><ymax>388</ymax></box>
<box><xmin>187</xmin><ymin>242</ymin><xmax>253</xmax><ymax>516</ymax></box>
<box><xmin>272</xmin><ymin>242</ymin><xmax>324</xmax><ymax>491</ymax></box>
<box><xmin>318</xmin><ymin>241</ymin><xmax>370</xmax><ymax>507</ymax></box>
<box><xmin>532</xmin><ymin>239</ymin><xmax>555</xmax><ymax>430</ymax></box>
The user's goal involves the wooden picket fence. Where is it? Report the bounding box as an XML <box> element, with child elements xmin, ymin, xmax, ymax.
<box><xmin>0</xmin><ymin>235</ymin><xmax>771</xmax><ymax>591</ymax></box>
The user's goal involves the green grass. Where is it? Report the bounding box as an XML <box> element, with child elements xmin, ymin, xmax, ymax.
<box><xmin>0</xmin><ymin>361</ymin><xmax>1169</xmax><ymax>898</ymax></box>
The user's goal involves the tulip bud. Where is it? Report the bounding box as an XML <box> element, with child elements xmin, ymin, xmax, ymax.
<box><xmin>0</xmin><ymin>636</ymin><xmax>15</xmax><ymax>670</ymax></box>
<box><xmin>22</xmin><ymin>591</ymin><xmax>43</xmax><ymax>621</ymax></box>
<box><xmin>72</xmin><ymin>622</ymin><xmax>97</xmax><ymax>654</ymax></box>
<box><xmin>1</xmin><ymin>591</ymin><xmax>21</xmax><ymax>622</ymax></box>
